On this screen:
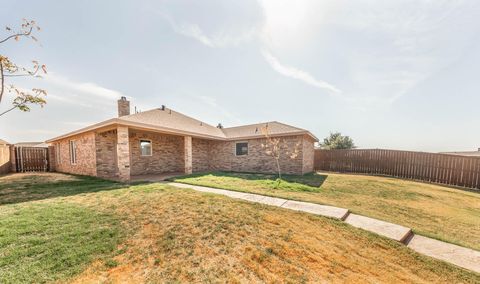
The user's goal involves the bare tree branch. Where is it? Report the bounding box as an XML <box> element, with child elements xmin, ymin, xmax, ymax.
<box><xmin>3</xmin><ymin>65</ymin><xmax>41</xmax><ymax>77</ymax></box>
<box><xmin>0</xmin><ymin>62</ymin><xmax>4</xmax><ymax>103</ymax></box>
<box><xmin>0</xmin><ymin>105</ymin><xmax>17</xmax><ymax>117</ymax></box>
<box><xmin>0</xmin><ymin>19</ymin><xmax>47</xmax><ymax>113</ymax></box>
<box><xmin>0</xmin><ymin>26</ymin><xmax>33</xmax><ymax>44</ymax></box>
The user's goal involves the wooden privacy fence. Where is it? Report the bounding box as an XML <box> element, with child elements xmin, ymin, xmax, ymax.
<box><xmin>315</xmin><ymin>149</ymin><xmax>480</xmax><ymax>190</ymax></box>
<box><xmin>14</xmin><ymin>147</ymin><xmax>50</xmax><ymax>172</ymax></box>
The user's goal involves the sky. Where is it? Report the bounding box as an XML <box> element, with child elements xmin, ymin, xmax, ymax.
<box><xmin>1</xmin><ymin>0</ymin><xmax>479</xmax><ymax>152</ymax></box>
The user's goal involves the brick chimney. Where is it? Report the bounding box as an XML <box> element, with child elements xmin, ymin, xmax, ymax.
<box><xmin>117</xmin><ymin>96</ymin><xmax>130</xmax><ymax>117</ymax></box>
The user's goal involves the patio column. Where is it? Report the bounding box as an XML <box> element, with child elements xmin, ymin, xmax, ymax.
<box><xmin>184</xmin><ymin>136</ymin><xmax>192</xmax><ymax>174</ymax></box>
<box><xmin>116</xmin><ymin>126</ymin><xmax>131</xmax><ymax>181</ymax></box>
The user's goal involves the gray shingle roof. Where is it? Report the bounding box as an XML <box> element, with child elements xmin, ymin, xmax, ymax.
<box><xmin>47</xmin><ymin>107</ymin><xmax>318</xmax><ymax>142</ymax></box>
<box><xmin>222</xmin><ymin>121</ymin><xmax>311</xmax><ymax>139</ymax></box>
<box><xmin>119</xmin><ymin>108</ymin><xmax>226</xmax><ymax>138</ymax></box>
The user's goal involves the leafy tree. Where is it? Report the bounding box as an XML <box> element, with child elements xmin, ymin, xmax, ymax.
<box><xmin>0</xmin><ymin>19</ymin><xmax>47</xmax><ymax>117</ymax></box>
<box><xmin>320</xmin><ymin>132</ymin><xmax>355</xmax><ymax>150</ymax></box>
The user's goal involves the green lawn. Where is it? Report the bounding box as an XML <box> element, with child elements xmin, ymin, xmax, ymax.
<box><xmin>172</xmin><ymin>171</ymin><xmax>480</xmax><ymax>251</ymax></box>
<box><xmin>0</xmin><ymin>204</ymin><xmax>121</xmax><ymax>283</ymax></box>
<box><xmin>0</xmin><ymin>173</ymin><xmax>479</xmax><ymax>283</ymax></box>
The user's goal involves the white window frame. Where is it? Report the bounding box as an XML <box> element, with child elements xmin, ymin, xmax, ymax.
<box><xmin>235</xmin><ymin>141</ymin><xmax>249</xmax><ymax>156</ymax></box>
<box><xmin>140</xmin><ymin>139</ymin><xmax>152</xmax><ymax>156</ymax></box>
<box><xmin>69</xmin><ymin>140</ymin><xmax>77</xmax><ymax>165</ymax></box>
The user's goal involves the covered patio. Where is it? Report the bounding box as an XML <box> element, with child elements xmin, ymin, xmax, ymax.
<box><xmin>124</xmin><ymin>126</ymin><xmax>195</xmax><ymax>181</ymax></box>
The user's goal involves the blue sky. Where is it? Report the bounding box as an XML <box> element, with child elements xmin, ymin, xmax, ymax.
<box><xmin>1</xmin><ymin>0</ymin><xmax>479</xmax><ymax>152</ymax></box>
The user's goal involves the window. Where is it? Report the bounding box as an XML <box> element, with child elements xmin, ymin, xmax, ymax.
<box><xmin>140</xmin><ymin>140</ymin><xmax>152</xmax><ymax>156</ymax></box>
<box><xmin>69</xmin><ymin>140</ymin><xmax>76</xmax><ymax>164</ymax></box>
<box><xmin>235</xmin><ymin>142</ymin><xmax>248</xmax><ymax>156</ymax></box>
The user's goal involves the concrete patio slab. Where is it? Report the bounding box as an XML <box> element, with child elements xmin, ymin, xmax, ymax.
<box><xmin>407</xmin><ymin>235</ymin><xmax>480</xmax><ymax>273</ymax></box>
<box><xmin>344</xmin><ymin>214</ymin><xmax>412</xmax><ymax>243</ymax></box>
<box><xmin>131</xmin><ymin>172</ymin><xmax>184</xmax><ymax>182</ymax></box>
<box><xmin>281</xmin><ymin>200</ymin><xmax>350</xmax><ymax>220</ymax></box>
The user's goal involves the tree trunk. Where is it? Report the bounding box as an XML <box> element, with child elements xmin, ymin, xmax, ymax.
<box><xmin>275</xmin><ymin>157</ymin><xmax>282</xmax><ymax>180</ymax></box>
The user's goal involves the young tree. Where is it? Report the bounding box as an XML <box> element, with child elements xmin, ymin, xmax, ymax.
<box><xmin>261</xmin><ymin>124</ymin><xmax>301</xmax><ymax>181</ymax></box>
<box><xmin>0</xmin><ymin>19</ymin><xmax>47</xmax><ymax>117</ymax></box>
<box><xmin>320</xmin><ymin>132</ymin><xmax>355</xmax><ymax>150</ymax></box>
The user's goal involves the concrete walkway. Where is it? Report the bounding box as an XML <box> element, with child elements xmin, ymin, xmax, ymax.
<box><xmin>169</xmin><ymin>182</ymin><xmax>480</xmax><ymax>274</ymax></box>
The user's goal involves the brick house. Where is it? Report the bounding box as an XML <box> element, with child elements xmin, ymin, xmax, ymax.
<box><xmin>46</xmin><ymin>97</ymin><xmax>318</xmax><ymax>181</ymax></box>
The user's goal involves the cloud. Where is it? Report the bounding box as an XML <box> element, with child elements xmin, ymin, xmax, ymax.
<box><xmin>157</xmin><ymin>3</ymin><xmax>341</xmax><ymax>99</ymax></box>
<box><xmin>20</xmin><ymin>72</ymin><xmax>127</xmax><ymax>112</ymax></box>
<box><xmin>197</xmin><ymin>95</ymin><xmax>242</xmax><ymax>124</ymax></box>
<box><xmin>261</xmin><ymin>49</ymin><xmax>341</xmax><ymax>96</ymax></box>
<box><xmin>159</xmin><ymin>12</ymin><xmax>258</xmax><ymax>48</ymax></box>
<box><xmin>45</xmin><ymin>73</ymin><xmax>124</xmax><ymax>101</ymax></box>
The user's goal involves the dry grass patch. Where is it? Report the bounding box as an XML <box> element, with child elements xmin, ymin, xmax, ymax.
<box><xmin>1</xmin><ymin>173</ymin><xmax>478</xmax><ymax>283</ymax></box>
<box><xmin>173</xmin><ymin>171</ymin><xmax>480</xmax><ymax>250</ymax></box>
<box><xmin>67</xmin><ymin>184</ymin><xmax>479</xmax><ymax>283</ymax></box>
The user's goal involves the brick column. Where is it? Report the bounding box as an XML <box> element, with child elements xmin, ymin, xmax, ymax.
<box><xmin>116</xmin><ymin>126</ymin><xmax>131</xmax><ymax>181</ymax></box>
<box><xmin>48</xmin><ymin>145</ymin><xmax>56</xmax><ymax>172</ymax></box>
<box><xmin>184</xmin><ymin>136</ymin><xmax>192</xmax><ymax>174</ymax></box>
<box><xmin>10</xmin><ymin>145</ymin><xmax>16</xmax><ymax>173</ymax></box>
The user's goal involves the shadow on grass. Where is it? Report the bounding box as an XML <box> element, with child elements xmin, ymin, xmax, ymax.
<box><xmin>173</xmin><ymin>171</ymin><xmax>329</xmax><ymax>188</ymax></box>
<box><xmin>0</xmin><ymin>174</ymin><xmax>137</xmax><ymax>206</ymax></box>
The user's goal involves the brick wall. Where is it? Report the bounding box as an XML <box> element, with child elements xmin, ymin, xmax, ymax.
<box><xmin>0</xmin><ymin>144</ymin><xmax>11</xmax><ymax>175</ymax></box>
<box><xmin>208</xmin><ymin>140</ymin><xmax>233</xmax><ymax>171</ymax></box>
<box><xmin>129</xmin><ymin>130</ymin><xmax>184</xmax><ymax>175</ymax></box>
<box><xmin>192</xmin><ymin>138</ymin><xmax>209</xmax><ymax>172</ymax></box>
<box><xmin>201</xmin><ymin>135</ymin><xmax>312</xmax><ymax>175</ymax></box>
<box><xmin>48</xmin><ymin>145</ymin><xmax>56</xmax><ymax>172</ymax></box>
<box><xmin>95</xmin><ymin>130</ymin><xmax>118</xmax><ymax>178</ymax></box>
<box><xmin>55</xmin><ymin>132</ymin><xmax>97</xmax><ymax>176</ymax></box>
<box><xmin>302</xmin><ymin>135</ymin><xmax>315</xmax><ymax>174</ymax></box>
<box><xmin>49</xmin><ymin>129</ymin><xmax>315</xmax><ymax>178</ymax></box>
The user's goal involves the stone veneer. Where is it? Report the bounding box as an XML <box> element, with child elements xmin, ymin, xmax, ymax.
<box><xmin>51</xmin><ymin>129</ymin><xmax>315</xmax><ymax>179</ymax></box>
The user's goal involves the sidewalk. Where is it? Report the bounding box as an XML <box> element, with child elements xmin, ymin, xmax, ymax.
<box><xmin>169</xmin><ymin>182</ymin><xmax>480</xmax><ymax>274</ymax></box>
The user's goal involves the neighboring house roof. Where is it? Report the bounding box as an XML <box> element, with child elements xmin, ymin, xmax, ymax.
<box><xmin>46</xmin><ymin>107</ymin><xmax>318</xmax><ymax>142</ymax></box>
<box><xmin>440</xmin><ymin>151</ymin><xmax>480</xmax><ymax>157</ymax></box>
<box><xmin>15</xmin><ymin>142</ymin><xmax>49</xmax><ymax>148</ymax></box>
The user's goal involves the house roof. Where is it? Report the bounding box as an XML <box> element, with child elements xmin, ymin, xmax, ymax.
<box><xmin>0</xmin><ymin>139</ymin><xmax>10</xmax><ymax>145</ymax></box>
<box><xmin>46</xmin><ymin>107</ymin><xmax>318</xmax><ymax>142</ymax></box>
<box><xmin>119</xmin><ymin>108</ymin><xmax>226</xmax><ymax>138</ymax></box>
<box><xmin>222</xmin><ymin>121</ymin><xmax>317</xmax><ymax>140</ymax></box>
